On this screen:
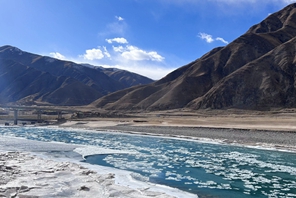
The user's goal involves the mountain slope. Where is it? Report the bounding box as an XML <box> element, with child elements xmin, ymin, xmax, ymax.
<box><xmin>0</xmin><ymin>59</ymin><xmax>102</xmax><ymax>105</ymax></box>
<box><xmin>0</xmin><ymin>46</ymin><xmax>153</xmax><ymax>105</ymax></box>
<box><xmin>188</xmin><ymin>36</ymin><xmax>296</xmax><ymax>109</ymax></box>
<box><xmin>92</xmin><ymin>3</ymin><xmax>296</xmax><ymax>110</ymax></box>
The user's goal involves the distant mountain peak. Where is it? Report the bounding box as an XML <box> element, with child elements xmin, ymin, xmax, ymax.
<box><xmin>248</xmin><ymin>3</ymin><xmax>296</xmax><ymax>34</ymax></box>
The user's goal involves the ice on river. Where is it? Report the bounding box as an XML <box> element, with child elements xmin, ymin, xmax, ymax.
<box><xmin>0</xmin><ymin>136</ymin><xmax>197</xmax><ymax>198</ymax></box>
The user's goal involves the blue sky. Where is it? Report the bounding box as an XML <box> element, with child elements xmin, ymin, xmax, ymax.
<box><xmin>0</xmin><ymin>0</ymin><xmax>295</xmax><ymax>79</ymax></box>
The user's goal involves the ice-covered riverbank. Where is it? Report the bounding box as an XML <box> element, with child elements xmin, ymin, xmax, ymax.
<box><xmin>0</xmin><ymin>136</ymin><xmax>197</xmax><ymax>198</ymax></box>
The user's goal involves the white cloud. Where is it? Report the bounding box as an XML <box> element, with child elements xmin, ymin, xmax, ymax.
<box><xmin>81</xmin><ymin>41</ymin><xmax>164</xmax><ymax>64</ymax></box>
<box><xmin>115</xmin><ymin>16</ymin><xmax>124</xmax><ymax>21</ymax></box>
<box><xmin>82</xmin><ymin>48</ymin><xmax>104</xmax><ymax>60</ymax></box>
<box><xmin>198</xmin><ymin>33</ymin><xmax>214</xmax><ymax>43</ymax></box>
<box><xmin>121</xmin><ymin>45</ymin><xmax>164</xmax><ymax>62</ymax></box>
<box><xmin>198</xmin><ymin>32</ymin><xmax>228</xmax><ymax>45</ymax></box>
<box><xmin>106</xmin><ymin>37</ymin><xmax>128</xmax><ymax>44</ymax></box>
<box><xmin>74</xmin><ymin>40</ymin><xmax>167</xmax><ymax>79</ymax></box>
<box><xmin>49</xmin><ymin>52</ymin><xmax>65</xmax><ymax>60</ymax></box>
<box><xmin>216</xmin><ymin>37</ymin><xmax>229</xmax><ymax>44</ymax></box>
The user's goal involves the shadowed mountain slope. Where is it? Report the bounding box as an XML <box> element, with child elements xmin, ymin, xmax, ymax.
<box><xmin>0</xmin><ymin>46</ymin><xmax>153</xmax><ymax>105</ymax></box>
<box><xmin>0</xmin><ymin>59</ymin><xmax>102</xmax><ymax>105</ymax></box>
<box><xmin>92</xmin><ymin>3</ymin><xmax>296</xmax><ymax>110</ymax></box>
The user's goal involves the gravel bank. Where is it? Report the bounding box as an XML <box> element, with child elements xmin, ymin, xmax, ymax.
<box><xmin>99</xmin><ymin>125</ymin><xmax>296</xmax><ymax>150</ymax></box>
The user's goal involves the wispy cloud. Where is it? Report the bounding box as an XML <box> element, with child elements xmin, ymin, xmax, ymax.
<box><xmin>198</xmin><ymin>33</ymin><xmax>214</xmax><ymax>43</ymax></box>
<box><xmin>106</xmin><ymin>22</ymin><xmax>127</xmax><ymax>36</ymax></box>
<box><xmin>120</xmin><ymin>45</ymin><xmax>164</xmax><ymax>62</ymax></box>
<box><xmin>106</xmin><ymin>37</ymin><xmax>128</xmax><ymax>44</ymax></box>
<box><xmin>98</xmin><ymin>17</ymin><xmax>128</xmax><ymax>38</ymax></box>
<box><xmin>216</xmin><ymin>37</ymin><xmax>229</xmax><ymax>44</ymax></box>
<box><xmin>102</xmin><ymin>46</ymin><xmax>111</xmax><ymax>58</ymax></box>
<box><xmin>198</xmin><ymin>32</ymin><xmax>228</xmax><ymax>45</ymax></box>
<box><xmin>115</xmin><ymin>16</ymin><xmax>124</xmax><ymax>21</ymax></box>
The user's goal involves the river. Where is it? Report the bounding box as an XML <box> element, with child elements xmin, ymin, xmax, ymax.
<box><xmin>0</xmin><ymin>126</ymin><xmax>295</xmax><ymax>198</ymax></box>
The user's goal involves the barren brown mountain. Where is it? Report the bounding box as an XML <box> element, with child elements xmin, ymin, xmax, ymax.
<box><xmin>92</xmin><ymin>3</ymin><xmax>296</xmax><ymax>111</ymax></box>
<box><xmin>0</xmin><ymin>46</ymin><xmax>153</xmax><ymax>106</ymax></box>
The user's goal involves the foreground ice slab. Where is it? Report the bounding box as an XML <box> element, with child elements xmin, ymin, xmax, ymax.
<box><xmin>0</xmin><ymin>151</ymin><xmax>198</xmax><ymax>198</ymax></box>
<box><xmin>0</xmin><ymin>136</ymin><xmax>198</xmax><ymax>198</ymax></box>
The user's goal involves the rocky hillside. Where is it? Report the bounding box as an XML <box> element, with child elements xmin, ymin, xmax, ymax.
<box><xmin>0</xmin><ymin>46</ymin><xmax>153</xmax><ymax>105</ymax></box>
<box><xmin>92</xmin><ymin>3</ymin><xmax>296</xmax><ymax>110</ymax></box>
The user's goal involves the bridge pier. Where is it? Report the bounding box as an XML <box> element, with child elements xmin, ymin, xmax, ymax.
<box><xmin>37</xmin><ymin>110</ymin><xmax>42</xmax><ymax>122</ymax></box>
<box><xmin>14</xmin><ymin>110</ymin><xmax>18</xmax><ymax>125</ymax></box>
<box><xmin>57</xmin><ymin>111</ymin><xmax>62</xmax><ymax>120</ymax></box>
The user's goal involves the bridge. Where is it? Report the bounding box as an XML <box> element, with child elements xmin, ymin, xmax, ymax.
<box><xmin>0</xmin><ymin>105</ymin><xmax>78</xmax><ymax>125</ymax></box>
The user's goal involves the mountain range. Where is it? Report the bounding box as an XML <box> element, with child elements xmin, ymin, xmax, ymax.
<box><xmin>0</xmin><ymin>46</ymin><xmax>153</xmax><ymax>105</ymax></box>
<box><xmin>2</xmin><ymin>3</ymin><xmax>296</xmax><ymax>110</ymax></box>
<box><xmin>92</xmin><ymin>3</ymin><xmax>296</xmax><ymax>111</ymax></box>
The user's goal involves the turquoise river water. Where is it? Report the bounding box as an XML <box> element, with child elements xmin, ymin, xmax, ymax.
<box><xmin>0</xmin><ymin>127</ymin><xmax>295</xmax><ymax>198</ymax></box>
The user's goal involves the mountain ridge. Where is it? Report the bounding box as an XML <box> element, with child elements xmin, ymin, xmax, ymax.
<box><xmin>92</xmin><ymin>3</ymin><xmax>296</xmax><ymax>111</ymax></box>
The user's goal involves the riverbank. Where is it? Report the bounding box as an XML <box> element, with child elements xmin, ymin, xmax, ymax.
<box><xmin>59</xmin><ymin>110</ymin><xmax>296</xmax><ymax>152</ymax></box>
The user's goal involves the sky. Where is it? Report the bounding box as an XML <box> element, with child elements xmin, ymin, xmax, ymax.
<box><xmin>1</xmin><ymin>0</ymin><xmax>296</xmax><ymax>80</ymax></box>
